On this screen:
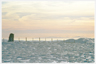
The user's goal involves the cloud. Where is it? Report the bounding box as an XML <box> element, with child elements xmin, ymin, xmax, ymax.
<box><xmin>2</xmin><ymin>1</ymin><xmax>94</xmax><ymax>14</ymax></box>
<box><xmin>2</xmin><ymin>12</ymin><xmax>7</xmax><ymax>15</ymax></box>
<box><xmin>2</xmin><ymin>1</ymin><xmax>94</xmax><ymax>21</ymax></box>
<box><xmin>2</xmin><ymin>1</ymin><xmax>95</xmax><ymax>38</ymax></box>
<box><xmin>16</xmin><ymin>12</ymin><xmax>32</xmax><ymax>18</ymax></box>
<box><xmin>2</xmin><ymin>2</ymin><xmax>8</xmax><ymax>5</ymax></box>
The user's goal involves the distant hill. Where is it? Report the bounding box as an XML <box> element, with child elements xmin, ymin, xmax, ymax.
<box><xmin>65</xmin><ymin>39</ymin><xmax>75</xmax><ymax>43</ymax></box>
<box><xmin>65</xmin><ymin>38</ymin><xmax>94</xmax><ymax>43</ymax></box>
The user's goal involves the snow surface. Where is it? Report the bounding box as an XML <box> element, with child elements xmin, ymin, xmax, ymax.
<box><xmin>2</xmin><ymin>38</ymin><xmax>94</xmax><ymax>63</ymax></box>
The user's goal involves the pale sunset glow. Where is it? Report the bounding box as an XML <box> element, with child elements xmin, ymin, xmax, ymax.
<box><xmin>2</xmin><ymin>1</ymin><xmax>94</xmax><ymax>39</ymax></box>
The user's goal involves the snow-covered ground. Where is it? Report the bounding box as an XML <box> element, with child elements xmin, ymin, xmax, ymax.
<box><xmin>2</xmin><ymin>38</ymin><xmax>94</xmax><ymax>63</ymax></box>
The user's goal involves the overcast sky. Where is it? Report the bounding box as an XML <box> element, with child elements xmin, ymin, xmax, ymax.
<box><xmin>2</xmin><ymin>1</ymin><xmax>94</xmax><ymax>39</ymax></box>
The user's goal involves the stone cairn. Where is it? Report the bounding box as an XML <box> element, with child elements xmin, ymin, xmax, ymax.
<box><xmin>8</xmin><ymin>33</ymin><xmax>14</xmax><ymax>42</ymax></box>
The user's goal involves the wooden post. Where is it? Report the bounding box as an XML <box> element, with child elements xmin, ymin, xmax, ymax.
<box><xmin>45</xmin><ymin>38</ymin><xmax>46</xmax><ymax>42</ymax></box>
<box><xmin>32</xmin><ymin>38</ymin><xmax>34</xmax><ymax>42</ymax></box>
<box><xmin>26</xmin><ymin>37</ymin><xmax>27</xmax><ymax>42</ymax></box>
<box><xmin>51</xmin><ymin>38</ymin><xmax>53</xmax><ymax>42</ymax></box>
<box><xmin>57</xmin><ymin>39</ymin><xmax>58</xmax><ymax>42</ymax></box>
<box><xmin>19</xmin><ymin>38</ymin><xmax>20</xmax><ymax>42</ymax></box>
<box><xmin>39</xmin><ymin>37</ymin><xmax>40</xmax><ymax>42</ymax></box>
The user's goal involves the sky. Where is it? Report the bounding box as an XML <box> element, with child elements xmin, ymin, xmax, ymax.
<box><xmin>2</xmin><ymin>1</ymin><xmax>95</xmax><ymax>39</ymax></box>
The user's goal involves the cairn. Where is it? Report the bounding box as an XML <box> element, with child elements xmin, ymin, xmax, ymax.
<box><xmin>8</xmin><ymin>33</ymin><xmax>14</xmax><ymax>42</ymax></box>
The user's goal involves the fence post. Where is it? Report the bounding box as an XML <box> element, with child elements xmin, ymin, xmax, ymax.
<box><xmin>45</xmin><ymin>38</ymin><xmax>46</xmax><ymax>42</ymax></box>
<box><xmin>39</xmin><ymin>37</ymin><xmax>40</xmax><ymax>42</ymax></box>
<box><xmin>32</xmin><ymin>38</ymin><xmax>34</xmax><ymax>42</ymax></box>
<box><xmin>19</xmin><ymin>38</ymin><xmax>20</xmax><ymax>42</ymax></box>
<box><xmin>51</xmin><ymin>38</ymin><xmax>53</xmax><ymax>42</ymax></box>
<box><xmin>26</xmin><ymin>37</ymin><xmax>27</xmax><ymax>42</ymax></box>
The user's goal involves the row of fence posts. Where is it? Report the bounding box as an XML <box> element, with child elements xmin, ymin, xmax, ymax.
<box><xmin>18</xmin><ymin>37</ymin><xmax>55</xmax><ymax>42</ymax></box>
<box><xmin>18</xmin><ymin>37</ymin><xmax>53</xmax><ymax>42</ymax></box>
<box><xmin>2</xmin><ymin>38</ymin><xmax>76</xmax><ymax>43</ymax></box>
<box><xmin>17</xmin><ymin>37</ymin><xmax>76</xmax><ymax>43</ymax></box>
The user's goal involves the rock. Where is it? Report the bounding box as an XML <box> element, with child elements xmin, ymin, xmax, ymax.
<box><xmin>8</xmin><ymin>33</ymin><xmax>14</xmax><ymax>42</ymax></box>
